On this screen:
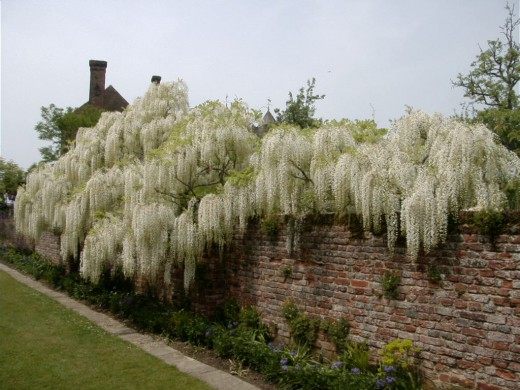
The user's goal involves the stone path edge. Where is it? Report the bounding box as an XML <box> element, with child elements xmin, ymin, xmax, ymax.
<box><xmin>0</xmin><ymin>262</ymin><xmax>259</xmax><ymax>390</ymax></box>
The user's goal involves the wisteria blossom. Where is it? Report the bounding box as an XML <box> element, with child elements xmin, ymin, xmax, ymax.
<box><xmin>15</xmin><ymin>80</ymin><xmax>520</xmax><ymax>290</ymax></box>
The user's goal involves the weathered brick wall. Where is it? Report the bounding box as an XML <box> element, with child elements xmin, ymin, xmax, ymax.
<box><xmin>29</xmin><ymin>216</ymin><xmax>520</xmax><ymax>389</ymax></box>
<box><xmin>34</xmin><ymin>231</ymin><xmax>61</xmax><ymax>265</ymax></box>
<box><xmin>208</xmin><ymin>218</ymin><xmax>519</xmax><ymax>390</ymax></box>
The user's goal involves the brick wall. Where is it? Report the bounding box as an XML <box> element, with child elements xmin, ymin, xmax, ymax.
<box><xmin>34</xmin><ymin>231</ymin><xmax>61</xmax><ymax>265</ymax></box>
<box><xmin>209</xmin><ymin>216</ymin><xmax>519</xmax><ymax>390</ymax></box>
<box><xmin>32</xmin><ymin>215</ymin><xmax>520</xmax><ymax>389</ymax></box>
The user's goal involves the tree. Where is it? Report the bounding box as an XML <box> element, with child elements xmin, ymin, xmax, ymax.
<box><xmin>453</xmin><ymin>3</ymin><xmax>519</xmax><ymax>110</ymax></box>
<box><xmin>0</xmin><ymin>158</ymin><xmax>25</xmax><ymax>207</ymax></box>
<box><xmin>274</xmin><ymin>78</ymin><xmax>325</xmax><ymax>128</ymax></box>
<box><xmin>454</xmin><ymin>3</ymin><xmax>520</xmax><ymax>155</ymax></box>
<box><xmin>36</xmin><ymin>104</ymin><xmax>104</xmax><ymax>162</ymax></box>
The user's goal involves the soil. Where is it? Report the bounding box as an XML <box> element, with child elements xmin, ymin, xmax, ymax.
<box><xmin>164</xmin><ymin>338</ymin><xmax>278</xmax><ymax>390</ymax></box>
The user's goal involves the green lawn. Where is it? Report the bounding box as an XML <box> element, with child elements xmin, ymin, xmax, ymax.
<box><xmin>0</xmin><ymin>270</ymin><xmax>211</xmax><ymax>390</ymax></box>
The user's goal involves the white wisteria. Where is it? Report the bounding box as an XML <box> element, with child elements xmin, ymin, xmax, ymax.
<box><xmin>15</xmin><ymin>81</ymin><xmax>520</xmax><ymax>292</ymax></box>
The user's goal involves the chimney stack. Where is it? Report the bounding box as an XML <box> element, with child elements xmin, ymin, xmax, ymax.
<box><xmin>151</xmin><ymin>75</ymin><xmax>161</xmax><ymax>84</ymax></box>
<box><xmin>89</xmin><ymin>60</ymin><xmax>107</xmax><ymax>107</ymax></box>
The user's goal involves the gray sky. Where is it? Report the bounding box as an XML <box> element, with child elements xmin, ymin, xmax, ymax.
<box><xmin>1</xmin><ymin>0</ymin><xmax>515</xmax><ymax>169</ymax></box>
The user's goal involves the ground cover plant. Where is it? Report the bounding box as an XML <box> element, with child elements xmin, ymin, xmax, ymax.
<box><xmin>0</xmin><ymin>267</ymin><xmax>211</xmax><ymax>390</ymax></box>
<box><xmin>13</xmin><ymin>81</ymin><xmax>520</xmax><ymax>291</ymax></box>
<box><xmin>1</xmin><ymin>246</ymin><xmax>421</xmax><ymax>389</ymax></box>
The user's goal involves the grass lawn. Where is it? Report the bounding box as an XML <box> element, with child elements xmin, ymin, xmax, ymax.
<box><xmin>0</xmin><ymin>270</ymin><xmax>212</xmax><ymax>390</ymax></box>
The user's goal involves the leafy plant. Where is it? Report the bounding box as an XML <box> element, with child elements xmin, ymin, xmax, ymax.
<box><xmin>472</xmin><ymin>209</ymin><xmax>505</xmax><ymax>243</ymax></box>
<box><xmin>426</xmin><ymin>264</ymin><xmax>443</xmax><ymax>284</ymax></box>
<box><xmin>281</xmin><ymin>265</ymin><xmax>292</xmax><ymax>281</ymax></box>
<box><xmin>381</xmin><ymin>272</ymin><xmax>400</xmax><ymax>300</ymax></box>
<box><xmin>274</xmin><ymin>78</ymin><xmax>325</xmax><ymax>129</ymax></box>
<box><xmin>380</xmin><ymin>339</ymin><xmax>420</xmax><ymax>370</ymax></box>
<box><xmin>282</xmin><ymin>301</ymin><xmax>320</xmax><ymax>347</ymax></box>
<box><xmin>341</xmin><ymin>341</ymin><xmax>371</xmax><ymax>371</ymax></box>
<box><xmin>322</xmin><ymin>318</ymin><xmax>350</xmax><ymax>353</ymax></box>
<box><xmin>261</xmin><ymin>215</ymin><xmax>280</xmax><ymax>240</ymax></box>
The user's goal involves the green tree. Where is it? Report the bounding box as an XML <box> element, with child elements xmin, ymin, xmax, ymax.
<box><xmin>454</xmin><ymin>3</ymin><xmax>520</xmax><ymax>154</ymax></box>
<box><xmin>0</xmin><ymin>158</ymin><xmax>25</xmax><ymax>207</ymax></box>
<box><xmin>36</xmin><ymin>104</ymin><xmax>103</xmax><ymax>162</ymax></box>
<box><xmin>453</xmin><ymin>3</ymin><xmax>519</xmax><ymax>110</ymax></box>
<box><xmin>274</xmin><ymin>78</ymin><xmax>325</xmax><ymax>129</ymax></box>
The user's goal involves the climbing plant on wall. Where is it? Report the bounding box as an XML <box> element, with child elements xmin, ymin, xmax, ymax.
<box><xmin>15</xmin><ymin>81</ymin><xmax>520</xmax><ymax>290</ymax></box>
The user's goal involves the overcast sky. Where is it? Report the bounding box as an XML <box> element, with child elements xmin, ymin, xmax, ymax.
<box><xmin>1</xmin><ymin>0</ymin><xmax>516</xmax><ymax>169</ymax></box>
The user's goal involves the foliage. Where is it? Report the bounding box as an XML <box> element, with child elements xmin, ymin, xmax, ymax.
<box><xmin>0</xmin><ymin>158</ymin><xmax>25</xmax><ymax>206</ymax></box>
<box><xmin>453</xmin><ymin>3</ymin><xmax>519</xmax><ymax>110</ymax></box>
<box><xmin>274</xmin><ymin>78</ymin><xmax>325</xmax><ymax>129</ymax></box>
<box><xmin>476</xmin><ymin>108</ymin><xmax>520</xmax><ymax>155</ymax></box>
<box><xmin>168</xmin><ymin>310</ymin><xmax>209</xmax><ymax>345</ymax></box>
<box><xmin>381</xmin><ymin>272</ymin><xmax>400</xmax><ymax>300</ymax></box>
<box><xmin>281</xmin><ymin>265</ymin><xmax>292</xmax><ymax>281</ymax></box>
<box><xmin>380</xmin><ymin>339</ymin><xmax>420</xmax><ymax>370</ymax></box>
<box><xmin>454</xmin><ymin>3</ymin><xmax>520</xmax><ymax>159</ymax></box>
<box><xmin>426</xmin><ymin>264</ymin><xmax>443</xmax><ymax>284</ymax></box>
<box><xmin>36</xmin><ymin>104</ymin><xmax>103</xmax><ymax>162</ymax></box>
<box><xmin>322</xmin><ymin>318</ymin><xmax>350</xmax><ymax>353</ymax></box>
<box><xmin>341</xmin><ymin>341</ymin><xmax>371</xmax><ymax>371</ymax></box>
<box><xmin>472</xmin><ymin>209</ymin><xmax>505</xmax><ymax>243</ymax></box>
<box><xmin>15</xmin><ymin>80</ymin><xmax>520</xmax><ymax>293</ymax></box>
<box><xmin>282</xmin><ymin>301</ymin><xmax>320</xmax><ymax>347</ymax></box>
<box><xmin>261</xmin><ymin>215</ymin><xmax>280</xmax><ymax>239</ymax></box>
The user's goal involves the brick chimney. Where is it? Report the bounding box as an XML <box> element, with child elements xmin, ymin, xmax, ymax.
<box><xmin>89</xmin><ymin>60</ymin><xmax>107</xmax><ymax>107</ymax></box>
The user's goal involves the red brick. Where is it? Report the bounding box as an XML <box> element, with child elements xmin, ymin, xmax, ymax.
<box><xmin>350</xmin><ymin>279</ymin><xmax>369</xmax><ymax>288</ymax></box>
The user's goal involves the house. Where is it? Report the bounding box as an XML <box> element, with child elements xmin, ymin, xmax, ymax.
<box><xmin>78</xmin><ymin>60</ymin><xmax>128</xmax><ymax>112</ymax></box>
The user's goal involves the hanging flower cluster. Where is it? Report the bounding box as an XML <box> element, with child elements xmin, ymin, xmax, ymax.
<box><xmin>15</xmin><ymin>82</ymin><xmax>520</xmax><ymax>290</ymax></box>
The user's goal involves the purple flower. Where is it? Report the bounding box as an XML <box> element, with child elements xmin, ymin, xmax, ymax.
<box><xmin>289</xmin><ymin>350</ymin><xmax>297</xmax><ymax>357</ymax></box>
<box><xmin>331</xmin><ymin>361</ymin><xmax>343</xmax><ymax>369</ymax></box>
<box><xmin>375</xmin><ymin>379</ymin><xmax>386</xmax><ymax>389</ymax></box>
<box><xmin>281</xmin><ymin>365</ymin><xmax>289</xmax><ymax>371</ymax></box>
<box><xmin>386</xmin><ymin>376</ymin><xmax>396</xmax><ymax>384</ymax></box>
<box><xmin>280</xmin><ymin>358</ymin><xmax>289</xmax><ymax>366</ymax></box>
<box><xmin>383</xmin><ymin>365</ymin><xmax>395</xmax><ymax>373</ymax></box>
<box><xmin>351</xmin><ymin>367</ymin><xmax>361</xmax><ymax>374</ymax></box>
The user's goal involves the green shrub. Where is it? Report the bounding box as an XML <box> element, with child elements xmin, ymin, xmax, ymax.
<box><xmin>167</xmin><ymin>310</ymin><xmax>210</xmax><ymax>345</ymax></box>
<box><xmin>380</xmin><ymin>339</ymin><xmax>422</xmax><ymax>390</ymax></box>
<box><xmin>322</xmin><ymin>318</ymin><xmax>350</xmax><ymax>353</ymax></box>
<box><xmin>282</xmin><ymin>301</ymin><xmax>319</xmax><ymax>348</ymax></box>
<box><xmin>281</xmin><ymin>265</ymin><xmax>292</xmax><ymax>281</ymax></box>
<box><xmin>214</xmin><ymin>298</ymin><xmax>240</xmax><ymax>325</ymax></box>
<box><xmin>380</xmin><ymin>339</ymin><xmax>420</xmax><ymax>370</ymax></box>
<box><xmin>381</xmin><ymin>271</ymin><xmax>400</xmax><ymax>299</ymax></box>
<box><xmin>261</xmin><ymin>215</ymin><xmax>280</xmax><ymax>239</ymax></box>
<box><xmin>341</xmin><ymin>341</ymin><xmax>371</xmax><ymax>371</ymax></box>
<box><xmin>426</xmin><ymin>264</ymin><xmax>443</xmax><ymax>284</ymax></box>
<box><xmin>472</xmin><ymin>209</ymin><xmax>504</xmax><ymax>243</ymax></box>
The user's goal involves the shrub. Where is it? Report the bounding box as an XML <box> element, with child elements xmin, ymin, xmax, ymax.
<box><xmin>282</xmin><ymin>301</ymin><xmax>320</xmax><ymax>348</ymax></box>
<box><xmin>472</xmin><ymin>209</ymin><xmax>504</xmax><ymax>244</ymax></box>
<box><xmin>167</xmin><ymin>310</ymin><xmax>210</xmax><ymax>345</ymax></box>
<box><xmin>381</xmin><ymin>271</ymin><xmax>400</xmax><ymax>299</ymax></box>
<box><xmin>238</xmin><ymin>306</ymin><xmax>271</xmax><ymax>342</ymax></box>
<box><xmin>322</xmin><ymin>318</ymin><xmax>350</xmax><ymax>353</ymax></box>
<box><xmin>380</xmin><ymin>339</ymin><xmax>420</xmax><ymax>370</ymax></box>
<box><xmin>261</xmin><ymin>215</ymin><xmax>280</xmax><ymax>240</ymax></box>
<box><xmin>341</xmin><ymin>341</ymin><xmax>371</xmax><ymax>371</ymax></box>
